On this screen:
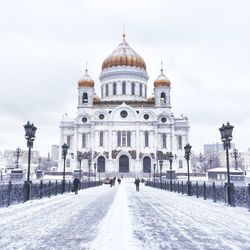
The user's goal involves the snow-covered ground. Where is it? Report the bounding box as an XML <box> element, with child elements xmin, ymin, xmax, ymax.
<box><xmin>0</xmin><ymin>179</ymin><xmax>249</xmax><ymax>250</ymax></box>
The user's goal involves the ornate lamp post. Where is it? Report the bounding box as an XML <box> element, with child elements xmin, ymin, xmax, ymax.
<box><xmin>159</xmin><ymin>160</ymin><xmax>163</xmax><ymax>188</ymax></box>
<box><xmin>153</xmin><ymin>163</ymin><xmax>156</xmax><ymax>187</ymax></box>
<box><xmin>184</xmin><ymin>143</ymin><xmax>192</xmax><ymax>196</ymax></box>
<box><xmin>219</xmin><ymin>122</ymin><xmax>234</xmax><ymax>205</ymax></box>
<box><xmin>88</xmin><ymin>158</ymin><xmax>91</xmax><ymax>187</ymax></box>
<box><xmin>23</xmin><ymin>121</ymin><xmax>37</xmax><ymax>201</ymax></box>
<box><xmin>166</xmin><ymin>152</ymin><xmax>176</xmax><ymax>191</ymax></box>
<box><xmin>61</xmin><ymin>143</ymin><xmax>69</xmax><ymax>194</ymax></box>
<box><xmin>14</xmin><ymin>147</ymin><xmax>23</xmax><ymax>168</ymax></box>
<box><xmin>94</xmin><ymin>163</ymin><xmax>97</xmax><ymax>182</ymax></box>
<box><xmin>230</xmin><ymin>148</ymin><xmax>240</xmax><ymax>170</ymax></box>
<box><xmin>77</xmin><ymin>151</ymin><xmax>84</xmax><ymax>181</ymax></box>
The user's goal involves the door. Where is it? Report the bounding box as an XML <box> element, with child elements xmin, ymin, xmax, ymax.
<box><xmin>119</xmin><ymin>155</ymin><xmax>129</xmax><ymax>173</ymax></box>
<box><xmin>98</xmin><ymin>156</ymin><xmax>105</xmax><ymax>172</ymax></box>
<box><xmin>143</xmin><ymin>156</ymin><xmax>151</xmax><ymax>173</ymax></box>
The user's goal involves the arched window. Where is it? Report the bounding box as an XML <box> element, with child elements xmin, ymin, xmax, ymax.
<box><xmin>139</xmin><ymin>84</ymin><xmax>142</xmax><ymax>96</ymax></box>
<box><xmin>131</xmin><ymin>82</ymin><xmax>135</xmax><ymax>95</ymax></box>
<box><xmin>105</xmin><ymin>84</ymin><xmax>109</xmax><ymax>96</ymax></box>
<box><xmin>82</xmin><ymin>93</ymin><xmax>88</xmax><ymax>103</ymax></box>
<box><xmin>178</xmin><ymin>135</ymin><xmax>182</xmax><ymax>150</ymax></box>
<box><xmin>122</xmin><ymin>81</ymin><xmax>126</xmax><ymax>95</ymax></box>
<box><xmin>113</xmin><ymin>82</ymin><xmax>116</xmax><ymax>95</ymax></box>
<box><xmin>160</xmin><ymin>92</ymin><xmax>166</xmax><ymax>104</ymax></box>
<box><xmin>144</xmin><ymin>86</ymin><xmax>147</xmax><ymax>98</ymax></box>
<box><xmin>145</xmin><ymin>131</ymin><xmax>149</xmax><ymax>147</ymax></box>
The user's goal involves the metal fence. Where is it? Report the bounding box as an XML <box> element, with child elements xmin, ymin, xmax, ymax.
<box><xmin>0</xmin><ymin>180</ymin><xmax>102</xmax><ymax>207</ymax></box>
<box><xmin>146</xmin><ymin>180</ymin><xmax>250</xmax><ymax>210</ymax></box>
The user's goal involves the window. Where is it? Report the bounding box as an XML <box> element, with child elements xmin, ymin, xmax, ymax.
<box><xmin>163</xmin><ymin>133</ymin><xmax>167</xmax><ymax>149</ymax></box>
<box><xmin>66</xmin><ymin>159</ymin><xmax>70</xmax><ymax>168</ymax></box>
<box><xmin>82</xmin><ymin>133</ymin><xmax>86</xmax><ymax>148</ymax></box>
<box><xmin>105</xmin><ymin>84</ymin><xmax>109</xmax><ymax>96</ymax></box>
<box><xmin>113</xmin><ymin>82</ymin><xmax>116</xmax><ymax>95</ymax></box>
<box><xmin>120</xmin><ymin>110</ymin><xmax>128</xmax><ymax>118</ymax></box>
<box><xmin>99</xmin><ymin>114</ymin><xmax>104</xmax><ymax>120</ymax></box>
<box><xmin>131</xmin><ymin>82</ymin><xmax>135</xmax><ymax>95</ymax></box>
<box><xmin>145</xmin><ymin>131</ymin><xmax>149</xmax><ymax>147</ymax></box>
<box><xmin>122</xmin><ymin>131</ymin><xmax>126</xmax><ymax>146</ymax></box>
<box><xmin>122</xmin><ymin>81</ymin><xmax>126</xmax><ymax>95</ymax></box>
<box><xmin>178</xmin><ymin>135</ymin><xmax>182</xmax><ymax>150</ymax></box>
<box><xmin>139</xmin><ymin>84</ymin><xmax>142</xmax><ymax>96</ymax></box>
<box><xmin>100</xmin><ymin>131</ymin><xmax>104</xmax><ymax>147</ymax></box>
<box><xmin>82</xmin><ymin>93</ymin><xmax>88</xmax><ymax>103</ymax></box>
<box><xmin>66</xmin><ymin>135</ymin><xmax>71</xmax><ymax>148</ymax></box>
<box><xmin>117</xmin><ymin>131</ymin><xmax>131</xmax><ymax>147</ymax></box>
<box><xmin>179</xmin><ymin>160</ymin><xmax>183</xmax><ymax>168</ymax></box>
<box><xmin>101</xmin><ymin>86</ymin><xmax>104</xmax><ymax>98</ymax></box>
<box><xmin>127</xmin><ymin>131</ymin><xmax>131</xmax><ymax>147</ymax></box>
<box><xmin>160</xmin><ymin>92</ymin><xmax>166</xmax><ymax>104</ymax></box>
<box><xmin>144</xmin><ymin>86</ymin><xmax>147</xmax><ymax>98</ymax></box>
<box><xmin>117</xmin><ymin>131</ymin><xmax>121</xmax><ymax>146</ymax></box>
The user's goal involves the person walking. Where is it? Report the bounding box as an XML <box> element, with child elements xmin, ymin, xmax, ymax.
<box><xmin>73</xmin><ymin>177</ymin><xmax>80</xmax><ymax>194</ymax></box>
<box><xmin>134</xmin><ymin>178</ymin><xmax>140</xmax><ymax>192</ymax></box>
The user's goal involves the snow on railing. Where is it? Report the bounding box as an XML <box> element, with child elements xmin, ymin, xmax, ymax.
<box><xmin>0</xmin><ymin>180</ymin><xmax>102</xmax><ymax>207</ymax></box>
<box><xmin>146</xmin><ymin>180</ymin><xmax>250</xmax><ymax>210</ymax></box>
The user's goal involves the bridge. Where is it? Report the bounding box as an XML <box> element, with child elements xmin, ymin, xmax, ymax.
<box><xmin>0</xmin><ymin>180</ymin><xmax>249</xmax><ymax>250</ymax></box>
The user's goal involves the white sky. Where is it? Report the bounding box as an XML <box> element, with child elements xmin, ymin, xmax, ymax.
<box><xmin>1</xmin><ymin>0</ymin><xmax>250</xmax><ymax>156</ymax></box>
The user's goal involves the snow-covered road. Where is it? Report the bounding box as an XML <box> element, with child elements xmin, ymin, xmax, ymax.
<box><xmin>0</xmin><ymin>180</ymin><xmax>249</xmax><ymax>250</ymax></box>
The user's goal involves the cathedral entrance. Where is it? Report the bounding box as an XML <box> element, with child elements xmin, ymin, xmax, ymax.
<box><xmin>97</xmin><ymin>156</ymin><xmax>105</xmax><ymax>172</ymax></box>
<box><xmin>119</xmin><ymin>155</ymin><xmax>129</xmax><ymax>173</ymax></box>
<box><xmin>143</xmin><ymin>157</ymin><xmax>151</xmax><ymax>173</ymax></box>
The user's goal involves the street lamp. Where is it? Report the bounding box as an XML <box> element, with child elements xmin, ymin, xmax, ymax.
<box><xmin>184</xmin><ymin>143</ymin><xmax>192</xmax><ymax>196</ymax></box>
<box><xmin>230</xmin><ymin>148</ymin><xmax>240</xmax><ymax>170</ymax></box>
<box><xmin>77</xmin><ymin>151</ymin><xmax>84</xmax><ymax>181</ymax></box>
<box><xmin>166</xmin><ymin>152</ymin><xmax>176</xmax><ymax>191</ymax></box>
<box><xmin>153</xmin><ymin>163</ymin><xmax>156</xmax><ymax>187</ymax></box>
<box><xmin>88</xmin><ymin>158</ymin><xmax>91</xmax><ymax>187</ymax></box>
<box><xmin>159</xmin><ymin>160</ymin><xmax>163</xmax><ymax>188</ymax></box>
<box><xmin>23</xmin><ymin>121</ymin><xmax>37</xmax><ymax>201</ymax></box>
<box><xmin>61</xmin><ymin>143</ymin><xmax>69</xmax><ymax>194</ymax></box>
<box><xmin>14</xmin><ymin>147</ymin><xmax>23</xmax><ymax>168</ymax></box>
<box><xmin>94</xmin><ymin>163</ymin><xmax>97</xmax><ymax>182</ymax></box>
<box><xmin>219</xmin><ymin>122</ymin><xmax>234</xmax><ymax>205</ymax></box>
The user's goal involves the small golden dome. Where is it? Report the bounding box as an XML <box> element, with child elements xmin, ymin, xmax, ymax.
<box><xmin>78</xmin><ymin>69</ymin><xmax>94</xmax><ymax>88</ymax></box>
<box><xmin>148</xmin><ymin>94</ymin><xmax>155</xmax><ymax>103</ymax></box>
<box><xmin>154</xmin><ymin>68</ymin><xmax>171</xmax><ymax>87</ymax></box>
<box><xmin>93</xmin><ymin>93</ymin><xmax>100</xmax><ymax>102</ymax></box>
<box><xmin>102</xmin><ymin>34</ymin><xmax>146</xmax><ymax>70</ymax></box>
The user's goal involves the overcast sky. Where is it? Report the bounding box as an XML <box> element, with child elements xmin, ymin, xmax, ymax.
<box><xmin>1</xmin><ymin>0</ymin><xmax>250</xmax><ymax>156</ymax></box>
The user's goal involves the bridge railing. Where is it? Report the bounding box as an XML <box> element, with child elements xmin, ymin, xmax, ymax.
<box><xmin>146</xmin><ymin>180</ymin><xmax>250</xmax><ymax>210</ymax></box>
<box><xmin>0</xmin><ymin>180</ymin><xmax>102</xmax><ymax>207</ymax></box>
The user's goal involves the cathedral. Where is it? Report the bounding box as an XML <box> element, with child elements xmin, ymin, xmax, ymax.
<box><xmin>59</xmin><ymin>34</ymin><xmax>190</xmax><ymax>177</ymax></box>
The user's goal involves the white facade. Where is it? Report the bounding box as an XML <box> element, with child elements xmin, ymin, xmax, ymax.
<box><xmin>59</xmin><ymin>36</ymin><xmax>190</xmax><ymax>176</ymax></box>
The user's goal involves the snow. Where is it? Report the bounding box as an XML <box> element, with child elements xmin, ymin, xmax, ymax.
<box><xmin>0</xmin><ymin>179</ymin><xmax>250</xmax><ymax>250</ymax></box>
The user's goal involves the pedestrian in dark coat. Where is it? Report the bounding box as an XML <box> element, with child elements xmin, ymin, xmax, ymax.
<box><xmin>73</xmin><ymin>177</ymin><xmax>80</xmax><ymax>194</ymax></box>
<box><xmin>134</xmin><ymin>178</ymin><xmax>140</xmax><ymax>191</ymax></box>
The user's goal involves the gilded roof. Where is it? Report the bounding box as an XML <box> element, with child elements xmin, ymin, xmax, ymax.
<box><xmin>78</xmin><ymin>69</ymin><xmax>94</xmax><ymax>88</ymax></box>
<box><xmin>102</xmin><ymin>35</ymin><xmax>146</xmax><ymax>70</ymax></box>
<box><xmin>154</xmin><ymin>69</ymin><xmax>171</xmax><ymax>87</ymax></box>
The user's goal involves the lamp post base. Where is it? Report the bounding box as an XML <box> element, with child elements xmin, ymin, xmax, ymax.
<box><xmin>224</xmin><ymin>182</ymin><xmax>235</xmax><ymax>206</ymax></box>
<box><xmin>187</xmin><ymin>181</ymin><xmax>192</xmax><ymax>196</ymax></box>
<box><xmin>24</xmin><ymin>181</ymin><xmax>32</xmax><ymax>202</ymax></box>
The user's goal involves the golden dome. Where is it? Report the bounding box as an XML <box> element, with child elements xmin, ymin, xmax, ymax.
<box><xmin>102</xmin><ymin>34</ymin><xmax>146</xmax><ymax>70</ymax></box>
<box><xmin>93</xmin><ymin>93</ymin><xmax>100</xmax><ymax>102</ymax></box>
<box><xmin>154</xmin><ymin>68</ymin><xmax>171</xmax><ymax>87</ymax></box>
<box><xmin>78</xmin><ymin>69</ymin><xmax>94</xmax><ymax>88</ymax></box>
<box><xmin>147</xmin><ymin>94</ymin><xmax>155</xmax><ymax>103</ymax></box>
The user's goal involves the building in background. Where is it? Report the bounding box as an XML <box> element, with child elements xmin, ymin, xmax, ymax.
<box><xmin>51</xmin><ymin>145</ymin><xmax>59</xmax><ymax>161</ymax></box>
<box><xmin>59</xmin><ymin>34</ymin><xmax>190</xmax><ymax>176</ymax></box>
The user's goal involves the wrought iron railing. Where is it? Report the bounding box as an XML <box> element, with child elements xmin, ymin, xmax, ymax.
<box><xmin>146</xmin><ymin>180</ymin><xmax>250</xmax><ymax>210</ymax></box>
<box><xmin>0</xmin><ymin>180</ymin><xmax>102</xmax><ymax>207</ymax></box>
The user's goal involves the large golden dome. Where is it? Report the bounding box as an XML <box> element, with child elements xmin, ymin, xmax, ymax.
<box><xmin>102</xmin><ymin>34</ymin><xmax>146</xmax><ymax>70</ymax></box>
<box><xmin>154</xmin><ymin>68</ymin><xmax>171</xmax><ymax>87</ymax></box>
<box><xmin>78</xmin><ymin>69</ymin><xmax>94</xmax><ymax>88</ymax></box>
